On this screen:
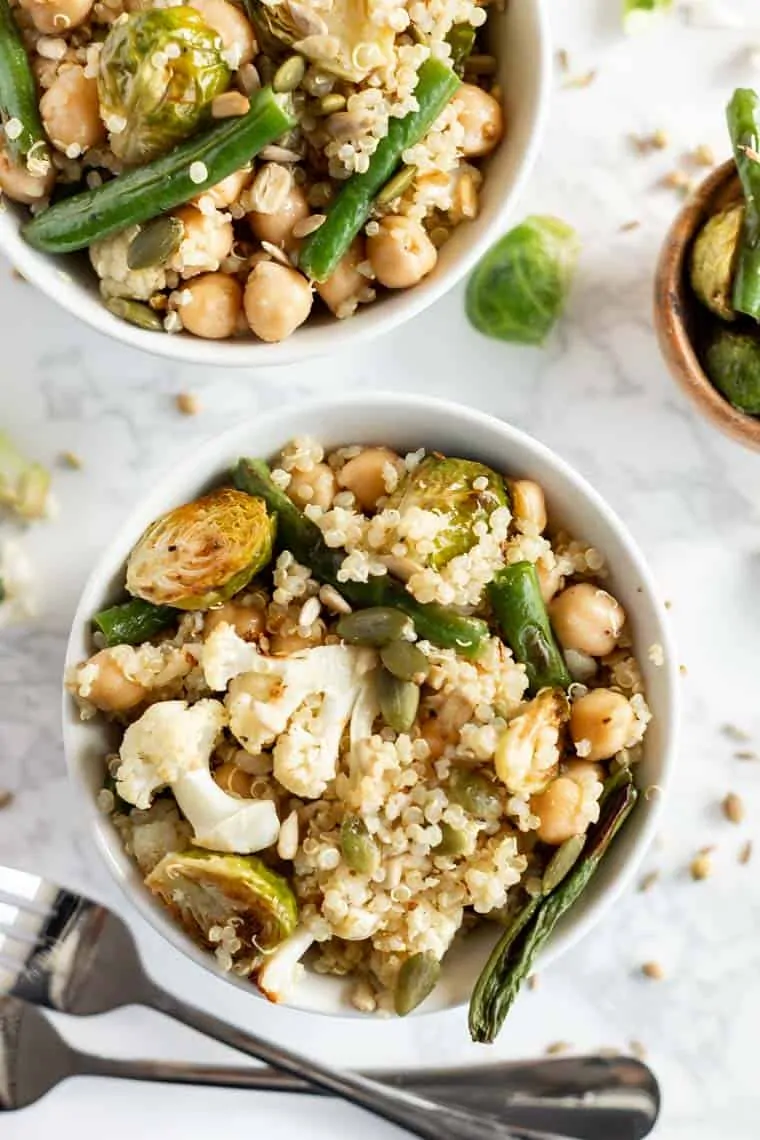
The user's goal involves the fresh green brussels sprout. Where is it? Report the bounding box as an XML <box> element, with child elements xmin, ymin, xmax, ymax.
<box><xmin>690</xmin><ymin>203</ymin><xmax>743</xmax><ymax>321</ymax></box>
<box><xmin>146</xmin><ymin>848</ymin><xmax>298</xmax><ymax>959</ymax></box>
<box><xmin>126</xmin><ymin>486</ymin><xmax>276</xmax><ymax>610</ymax></box>
<box><xmin>466</xmin><ymin>216</ymin><xmax>580</xmax><ymax>345</ymax></box>
<box><xmin>704</xmin><ymin>328</ymin><xmax>760</xmax><ymax>414</ymax></box>
<box><xmin>98</xmin><ymin>9</ymin><xmax>231</xmax><ymax>165</ymax></box>
<box><xmin>386</xmin><ymin>456</ymin><xmax>508</xmax><ymax>568</ymax></box>
<box><xmin>245</xmin><ymin>0</ymin><xmax>394</xmax><ymax>82</ymax></box>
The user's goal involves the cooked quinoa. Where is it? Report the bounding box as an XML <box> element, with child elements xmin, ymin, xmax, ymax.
<box><xmin>67</xmin><ymin>437</ymin><xmax>651</xmax><ymax>1015</ymax></box>
<box><xmin>2</xmin><ymin>0</ymin><xmax>504</xmax><ymax>341</ymax></box>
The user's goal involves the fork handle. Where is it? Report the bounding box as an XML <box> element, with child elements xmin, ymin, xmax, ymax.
<box><xmin>142</xmin><ymin>981</ymin><xmax>563</xmax><ymax>1140</ymax></box>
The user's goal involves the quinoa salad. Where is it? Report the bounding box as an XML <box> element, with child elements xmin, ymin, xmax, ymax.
<box><xmin>66</xmin><ymin>439</ymin><xmax>650</xmax><ymax>1034</ymax></box>
<box><xmin>0</xmin><ymin>0</ymin><xmax>503</xmax><ymax>342</ymax></box>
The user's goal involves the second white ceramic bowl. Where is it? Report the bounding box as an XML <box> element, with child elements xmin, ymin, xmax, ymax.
<box><xmin>63</xmin><ymin>393</ymin><xmax>678</xmax><ymax>1017</ymax></box>
<box><xmin>0</xmin><ymin>3</ymin><xmax>549</xmax><ymax>366</ymax></box>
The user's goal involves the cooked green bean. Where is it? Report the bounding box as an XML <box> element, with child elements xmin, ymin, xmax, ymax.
<box><xmin>488</xmin><ymin>562</ymin><xmax>571</xmax><ymax>693</ymax></box>
<box><xmin>94</xmin><ymin>598</ymin><xmax>177</xmax><ymax>646</ymax></box>
<box><xmin>298</xmin><ymin>59</ymin><xmax>460</xmax><ymax>282</ymax></box>
<box><xmin>0</xmin><ymin>0</ymin><xmax>51</xmax><ymax>169</ymax></box>
<box><xmin>23</xmin><ymin>88</ymin><xmax>295</xmax><ymax>254</ymax></box>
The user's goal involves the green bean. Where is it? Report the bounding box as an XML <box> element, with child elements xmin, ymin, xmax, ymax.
<box><xmin>94</xmin><ymin>599</ymin><xmax>177</xmax><ymax>646</ymax></box>
<box><xmin>727</xmin><ymin>89</ymin><xmax>760</xmax><ymax>319</ymax></box>
<box><xmin>488</xmin><ymin>562</ymin><xmax>571</xmax><ymax>694</ymax></box>
<box><xmin>23</xmin><ymin>87</ymin><xmax>296</xmax><ymax>254</ymax></box>
<box><xmin>0</xmin><ymin>0</ymin><xmax>51</xmax><ymax>169</ymax></box>
<box><xmin>232</xmin><ymin>459</ymin><xmax>489</xmax><ymax>658</ymax></box>
<box><xmin>298</xmin><ymin>59</ymin><xmax>460</xmax><ymax>282</ymax></box>
<box><xmin>394</xmin><ymin>952</ymin><xmax>441</xmax><ymax>1015</ymax></box>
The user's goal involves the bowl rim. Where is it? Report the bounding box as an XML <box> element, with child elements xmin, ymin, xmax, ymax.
<box><xmin>653</xmin><ymin>157</ymin><xmax>760</xmax><ymax>451</ymax></box>
<box><xmin>0</xmin><ymin>4</ymin><xmax>552</xmax><ymax>368</ymax></box>
<box><xmin>62</xmin><ymin>391</ymin><xmax>679</xmax><ymax>1019</ymax></box>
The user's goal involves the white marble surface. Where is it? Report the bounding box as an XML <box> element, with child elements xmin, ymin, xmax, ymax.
<box><xmin>2</xmin><ymin>2</ymin><xmax>760</xmax><ymax>1137</ymax></box>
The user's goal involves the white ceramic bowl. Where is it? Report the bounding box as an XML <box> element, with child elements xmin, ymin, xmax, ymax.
<box><xmin>63</xmin><ymin>393</ymin><xmax>678</xmax><ymax>1017</ymax></box>
<box><xmin>0</xmin><ymin>5</ymin><xmax>549</xmax><ymax>367</ymax></box>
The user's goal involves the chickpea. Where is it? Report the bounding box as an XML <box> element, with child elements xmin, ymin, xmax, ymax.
<box><xmin>84</xmin><ymin>650</ymin><xmax>147</xmax><ymax>713</ymax></box>
<box><xmin>549</xmin><ymin>583</ymin><xmax>626</xmax><ymax>657</ymax></box>
<box><xmin>189</xmin><ymin>0</ymin><xmax>257</xmax><ymax>65</ymax></box>
<box><xmin>452</xmin><ymin>84</ymin><xmax>504</xmax><ymax>158</ymax></box>
<box><xmin>287</xmin><ymin>463</ymin><xmax>338</xmax><ymax>511</ymax></box>
<box><xmin>247</xmin><ymin>183</ymin><xmax>309</xmax><ymax>250</ymax></box>
<box><xmin>316</xmin><ymin>239</ymin><xmax>365</xmax><ymax>316</ymax></box>
<box><xmin>19</xmin><ymin>0</ymin><xmax>94</xmax><ymax>34</ymax></box>
<box><xmin>172</xmin><ymin>205</ymin><xmax>234</xmax><ymax>278</ymax></box>
<box><xmin>570</xmin><ymin>688</ymin><xmax>635</xmax><ymax>762</ymax></box>
<box><xmin>367</xmin><ymin>216</ymin><xmax>437</xmax><ymax>289</ymax></box>
<box><xmin>531</xmin><ymin>768</ymin><xmax>602</xmax><ymax>847</ymax></box>
<box><xmin>510</xmin><ymin>479</ymin><xmax>547</xmax><ymax>535</ymax></box>
<box><xmin>536</xmin><ymin>559</ymin><xmax>563</xmax><ymax>604</ymax></box>
<box><xmin>214</xmin><ymin>761</ymin><xmax>255</xmax><ymax>798</ymax></box>
<box><xmin>180</xmin><ymin>273</ymin><xmax>242</xmax><ymax>340</ymax></box>
<box><xmin>195</xmin><ymin>166</ymin><xmax>251</xmax><ymax>210</ymax></box>
<box><xmin>40</xmin><ymin>66</ymin><xmax>104</xmax><ymax>156</ymax></box>
<box><xmin>337</xmin><ymin>446</ymin><xmax>401</xmax><ymax>511</ymax></box>
<box><xmin>0</xmin><ymin>148</ymin><xmax>54</xmax><ymax>205</ymax></box>
<box><xmin>269</xmin><ymin>629</ymin><xmax>320</xmax><ymax>655</ymax></box>
<box><xmin>203</xmin><ymin>601</ymin><xmax>265</xmax><ymax>641</ymax></box>
<box><xmin>244</xmin><ymin>261</ymin><xmax>312</xmax><ymax>342</ymax></box>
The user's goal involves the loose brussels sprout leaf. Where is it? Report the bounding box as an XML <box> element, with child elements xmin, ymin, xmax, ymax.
<box><xmin>704</xmin><ymin>328</ymin><xmax>760</xmax><ymax>414</ymax></box>
<box><xmin>126</xmin><ymin>487</ymin><xmax>276</xmax><ymax>610</ymax></box>
<box><xmin>690</xmin><ymin>203</ymin><xmax>743</xmax><ymax>321</ymax></box>
<box><xmin>0</xmin><ymin>432</ymin><xmax>51</xmax><ymax>520</ymax></box>
<box><xmin>146</xmin><ymin>849</ymin><xmax>298</xmax><ymax>961</ymax></box>
<box><xmin>386</xmin><ymin>456</ymin><xmax>508</xmax><ymax>568</ymax></box>
<box><xmin>466</xmin><ymin>216</ymin><xmax>580</xmax><ymax>346</ymax></box>
<box><xmin>98</xmin><ymin>8</ymin><xmax>230</xmax><ymax>165</ymax></box>
<box><xmin>623</xmin><ymin>0</ymin><xmax>672</xmax><ymax>33</ymax></box>
<box><xmin>246</xmin><ymin>0</ymin><xmax>394</xmax><ymax>82</ymax></box>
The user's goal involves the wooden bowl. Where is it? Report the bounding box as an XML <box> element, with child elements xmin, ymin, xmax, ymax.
<box><xmin>654</xmin><ymin>158</ymin><xmax>760</xmax><ymax>450</ymax></box>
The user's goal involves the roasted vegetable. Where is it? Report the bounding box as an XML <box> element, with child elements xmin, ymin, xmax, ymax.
<box><xmin>93</xmin><ymin>598</ymin><xmax>177</xmax><ymax>646</ymax></box>
<box><xmin>690</xmin><ymin>203</ymin><xmax>743</xmax><ymax>321</ymax></box>
<box><xmin>466</xmin><ymin>216</ymin><xmax>580</xmax><ymax>345</ymax></box>
<box><xmin>98</xmin><ymin>8</ymin><xmax>230</xmax><ymax>165</ymax></box>
<box><xmin>386</xmin><ymin>456</ymin><xmax>507</xmax><ymax>569</ymax></box>
<box><xmin>0</xmin><ymin>0</ymin><xmax>51</xmax><ymax>172</ymax></box>
<box><xmin>469</xmin><ymin>768</ymin><xmax>638</xmax><ymax>1043</ymax></box>
<box><xmin>233</xmin><ymin>458</ymin><xmax>489</xmax><ymax>658</ymax></box>
<box><xmin>126</xmin><ymin>487</ymin><xmax>275</xmax><ymax>610</ymax></box>
<box><xmin>488</xmin><ymin>562</ymin><xmax>571</xmax><ymax>693</ymax></box>
<box><xmin>23</xmin><ymin>86</ymin><xmax>295</xmax><ymax>254</ymax></box>
<box><xmin>705</xmin><ymin>328</ymin><xmax>760</xmax><ymax>414</ymax></box>
<box><xmin>727</xmin><ymin>89</ymin><xmax>760</xmax><ymax>321</ymax></box>
<box><xmin>494</xmin><ymin>688</ymin><xmax>568</xmax><ymax>798</ymax></box>
<box><xmin>146</xmin><ymin>848</ymin><xmax>298</xmax><ymax>959</ymax></box>
<box><xmin>0</xmin><ymin>432</ymin><xmax>50</xmax><ymax>520</ymax></box>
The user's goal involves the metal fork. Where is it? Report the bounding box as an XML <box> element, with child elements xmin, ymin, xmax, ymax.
<box><xmin>0</xmin><ymin>996</ymin><xmax>660</xmax><ymax>1139</ymax></box>
<box><xmin>0</xmin><ymin>866</ymin><xmax>658</xmax><ymax>1140</ymax></box>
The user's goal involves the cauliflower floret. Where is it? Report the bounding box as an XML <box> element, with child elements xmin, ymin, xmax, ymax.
<box><xmin>202</xmin><ymin>623</ymin><xmax>376</xmax><ymax>798</ymax></box>
<box><xmin>257</xmin><ymin>926</ymin><xmax>315</xmax><ymax>1003</ymax></box>
<box><xmin>116</xmin><ymin>698</ymin><xmax>280</xmax><ymax>854</ymax></box>
<box><xmin>494</xmin><ymin>689</ymin><xmax>569</xmax><ymax>797</ymax></box>
<box><xmin>90</xmin><ymin>225</ymin><xmax>168</xmax><ymax>300</ymax></box>
<box><xmin>170</xmin><ymin>205</ymin><xmax>233</xmax><ymax>279</ymax></box>
<box><xmin>0</xmin><ymin>538</ymin><xmax>37</xmax><ymax>627</ymax></box>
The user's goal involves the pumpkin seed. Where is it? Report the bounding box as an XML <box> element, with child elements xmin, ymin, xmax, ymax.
<box><xmin>376</xmin><ymin>164</ymin><xmax>417</xmax><ymax>206</ymax></box>
<box><xmin>104</xmin><ymin>297</ymin><xmax>164</xmax><ymax>331</ymax></box>
<box><xmin>127</xmin><ymin>216</ymin><xmax>184</xmax><ymax>271</ymax></box>
<box><xmin>273</xmin><ymin>54</ymin><xmax>306</xmax><ymax>93</ymax></box>
<box><xmin>464</xmin><ymin>53</ymin><xmax>498</xmax><ymax>75</ymax></box>
<box><xmin>340</xmin><ymin>815</ymin><xmax>380</xmax><ymax>874</ymax></box>
<box><xmin>378</xmin><ymin>669</ymin><xmax>419</xmax><ymax>733</ymax></box>
<box><xmin>336</xmin><ymin>606</ymin><xmax>413</xmax><ymax>647</ymax></box>
<box><xmin>435</xmin><ymin>821</ymin><xmax>469</xmax><ymax>857</ymax></box>
<box><xmin>447</xmin><ymin>767</ymin><xmax>501</xmax><ymax>816</ymax></box>
<box><xmin>380</xmin><ymin>639</ymin><xmax>430</xmax><ymax>682</ymax></box>
<box><xmin>394</xmin><ymin>952</ymin><xmax>440</xmax><ymax>1016</ymax></box>
<box><xmin>541</xmin><ymin>833</ymin><xmax>585</xmax><ymax>895</ymax></box>
<box><xmin>316</xmin><ymin>92</ymin><xmax>346</xmax><ymax>116</ymax></box>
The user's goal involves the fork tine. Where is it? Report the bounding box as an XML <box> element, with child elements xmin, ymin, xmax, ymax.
<box><xmin>0</xmin><ymin>885</ymin><xmax>56</xmax><ymax>918</ymax></box>
<box><xmin>0</xmin><ymin>921</ymin><xmax>43</xmax><ymax>947</ymax></box>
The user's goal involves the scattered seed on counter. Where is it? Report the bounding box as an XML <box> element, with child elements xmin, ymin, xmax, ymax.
<box><xmin>734</xmin><ymin>750</ymin><xmax>757</xmax><ymax>761</ymax></box>
<box><xmin>689</xmin><ymin>143</ymin><xmax>716</xmax><ymax>166</ymax></box>
<box><xmin>556</xmin><ymin>48</ymin><xmax>570</xmax><ymax>73</ymax></box>
<box><xmin>59</xmin><ymin>450</ymin><xmax>82</xmax><ymax>469</ymax></box>
<box><xmin>638</xmin><ymin>870</ymin><xmax>660</xmax><ymax>893</ymax></box>
<box><xmin>0</xmin><ymin>790</ymin><xmax>14</xmax><ymax>809</ymax></box>
<box><xmin>631</xmin><ymin>129</ymin><xmax>669</xmax><ymax>154</ymax></box>
<box><xmin>619</xmin><ymin>220</ymin><xmax>641</xmax><ymax>232</ymax></box>
<box><xmin>641</xmin><ymin>961</ymin><xmax>665</xmax><ymax>981</ymax></box>
<box><xmin>545</xmin><ymin>1041</ymin><xmax>571</xmax><ymax>1056</ymax></box>
<box><xmin>564</xmin><ymin>69</ymin><xmax>597</xmax><ymax>90</ymax></box>
<box><xmin>629</xmin><ymin>1039</ymin><xmax>648</xmax><ymax>1060</ymax></box>
<box><xmin>690</xmin><ymin>851</ymin><xmax>712</xmax><ymax>881</ymax></box>
<box><xmin>175</xmin><ymin>392</ymin><xmax>200</xmax><ymax>416</ymax></box>
<box><xmin>738</xmin><ymin>841</ymin><xmax>753</xmax><ymax>865</ymax></box>
<box><xmin>659</xmin><ymin>170</ymin><xmax>692</xmax><ymax>193</ymax></box>
<box><xmin>527</xmin><ymin>974</ymin><xmax>539</xmax><ymax>991</ymax></box>
<box><xmin>722</xmin><ymin>792</ymin><xmax>745</xmax><ymax>824</ymax></box>
<box><xmin>722</xmin><ymin>724</ymin><xmax>751</xmax><ymax>743</ymax></box>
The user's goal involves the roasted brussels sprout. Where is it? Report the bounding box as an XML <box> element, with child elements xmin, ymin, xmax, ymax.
<box><xmin>98</xmin><ymin>8</ymin><xmax>231</xmax><ymax>165</ymax></box>
<box><xmin>146</xmin><ymin>849</ymin><xmax>298</xmax><ymax>961</ymax></box>
<box><xmin>126</xmin><ymin>486</ymin><xmax>276</xmax><ymax>609</ymax></box>
<box><xmin>246</xmin><ymin>0</ymin><xmax>394</xmax><ymax>82</ymax></box>
<box><xmin>690</xmin><ymin>202</ymin><xmax>744</xmax><ymax>321</ymax></box>
<box><xmin>704</xmin><ymin>328</ymin><xmax>760</xmax><ymax>414</ymax></box>
<box><xmin>387</xmin><ymin>456</ymin><xmax>508</xmax><ymax>568</ymax></box>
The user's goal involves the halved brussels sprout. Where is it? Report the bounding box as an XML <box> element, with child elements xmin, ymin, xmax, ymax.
<box><xmin>386</xmin><ymin>456</ymin><xmax>508</xmax><ymax>568</ymax></box>
<box><xmin>126</xmin><ymin>487</ymin><xmax>275</xmax><ymax>610</ymax></box>
<box><xmin>98</xmin><ymin>8</ymin><xmax>231</xmax><ymax>165</ymax></box>
<box><xmin>146</xmin><ymin>848</ymin><xmax>298</xmax><ymax>959</ymax></box>
<box><xmin>247</xmin><ymin>0</ymin><xmax>394</xmax><ymax>82</ymax></box>
<box><xmin>690</xmin><ymin>202</ymin><xmax>743</xmax><ymax>322</ymax></box>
